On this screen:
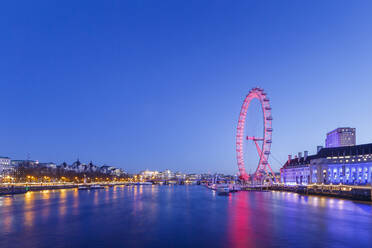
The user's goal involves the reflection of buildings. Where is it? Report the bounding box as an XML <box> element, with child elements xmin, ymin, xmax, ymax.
<box><xmin>281</xmin><ymin>128</ymin><xmax>372</xmax><ymax>186</ymax></box>
<box><xmin>326</xmin><ymin>127</ymin><xmax>356</xmax><ymax>148</ymax></box>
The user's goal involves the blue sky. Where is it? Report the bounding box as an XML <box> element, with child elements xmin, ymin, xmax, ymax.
<box><xmin>1</xmin><ymin>1</ymin><xmax>372</xmax><ymax>174</ymax></box>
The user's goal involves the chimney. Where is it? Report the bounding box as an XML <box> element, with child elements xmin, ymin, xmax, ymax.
<box><xmin>298</xmin><ymin>152</ymin><xmax>302</xmax><ymax>159</ymax></box>
<box><xmin>288</xmin><ymin>155</ymin><xmax>292</xmax><ymax>161</ymax></box>
<box><xmin>304</xmin><ymin>151</ymin><xmax>309</xmax><ymax>160</ymax></box>
<box><xmin>317</xmin><ymin>146</ymin><xmax>323</xmax><ymax>153</ymax></box>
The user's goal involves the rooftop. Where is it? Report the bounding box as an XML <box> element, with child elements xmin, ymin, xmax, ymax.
<box><xmin>284</xmin><ymin>142</ymin><xmax>372</xmax><ymax>168</ymax></box>
<box><xmin>327</xmin><ymin>127</ymin><xmax>355</xmax><ymax>135</ymax></box>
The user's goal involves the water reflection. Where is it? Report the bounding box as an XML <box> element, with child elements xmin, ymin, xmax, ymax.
<box><xmin>133</xmin><ymin>185</ymin><xmax>137</xmax><ymax>200</ymax></box>
<box><xmin>24</xmin><ymin>192</ymin><xmax>35</xmax><ymax>228</ymax></box>
<box><xmin>59</xmin><ymin>189</ymin><xmax>68</xmax><ymax>217</ymax></box>
<box><xmin>228</xmin><ymin>192</ymin><xmax>255</xmax><ymax>248</ymax></box>
<box><xmin>93</xmin><ymin>190</ymin><xmax>99</xmax><ymax>206</ymax></box>
<box><xmin>2</xmin><ymin>197</ymin><xmax>13</xmax><ymax>234</ymax></box>
<box><xmin>105</xmin><ymin>188</ymin><xmax>110</xmax><ymax>203</ymax></box>
<box><xmin>72</xmin><ymin>189</ymin><xmax>79</xmax><ymax>215</ymax></box>
<box><xmin>41</xmin><ymin>190</ymin><xmax>51</xmax><ymax>220</ymax></box>
<box><xmin>271</xmin><ymin>191</ymin><xmax>355</xmax><ymax>211</ymax></box>
<box><xmin>133</xmin><ymin>186</ymin><xmax>144</xmax><ymax>214</ymax></box>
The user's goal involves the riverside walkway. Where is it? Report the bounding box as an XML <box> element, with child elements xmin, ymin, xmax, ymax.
<box><xmin>242</xmin><ymin>184</ymin><xmax>372</xmax><ymax>201</ymax></box>
<box><xmin>0</xmin><ymin>182</ymin><xmax>128</xmax><ymax>196</ymax></box>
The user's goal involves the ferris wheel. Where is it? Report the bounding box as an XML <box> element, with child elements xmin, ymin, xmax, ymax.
<box><xmin>236</xmin><ymin>87</ymin><xmax>275</xmax><ymax>182</ymax></box>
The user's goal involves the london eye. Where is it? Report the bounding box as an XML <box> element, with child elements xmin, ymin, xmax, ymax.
<box><xmin>236</xmin><ymin>87</ymin><xmax>275</xmax><ymax>183</ymax></box>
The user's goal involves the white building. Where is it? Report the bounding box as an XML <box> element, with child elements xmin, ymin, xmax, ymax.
<box><xmin>0</xmin><ymin>156</ymin><xmax>11</xmax><ymax>174</ymax></box>
<box><xmin>160</xmin><ymin>169</ymin><xmax>174</xmax><ymax>179</ymax></box>
<box><xmin>282</xmin><ymin>143</ymin><xmax>372</xmax><ymax>186</ymax></box>
<box><xmin>39</xmin><ymin>162</ymin><xmax>57</xmax><ymax>169</ymax></box>
<box><xmin>100</xmin><ymin>165</ymin><xmax>116</xmax><ymax>174</ymax></box>
<box><xmin>174</xmin><ymin>172</ymin><xmax>186</xmax><ymax>179</ymax></box>
<box><xmin>11</xmin><ymin>160</ymin><xmax>39</xmax><ymax>167</ymax></box>
<box><xmin>111</xmin><ymin>168</ymin><xmax>126</xmax><ymax>177</ymax></box>
<box><xmin>139</xmin><ymin>170</ymin><xmax>159</xmax><ymax>179</ymax></box>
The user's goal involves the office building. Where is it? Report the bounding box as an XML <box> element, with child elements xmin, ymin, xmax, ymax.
<box><xmin>325</xmin><ymin>127</ymin><xmax>356</xmax><ymax>148</ymax></box>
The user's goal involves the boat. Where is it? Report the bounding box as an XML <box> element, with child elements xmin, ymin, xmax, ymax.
<box><xmin>217</xmin><ymin>185</ymin><xmax>230</xmax><ymax>195</ymax></box>
<box><xmin>78</xmin><ymin>185</ymin><xmax>89</xmax><ymax>190</ymax></box>
<box><xmin>90</xmin><ymin>184</ymin><xmax>104</xmax><ymax>189</ymax></box>
<box><xmin>137</xmin><ymin>182</ymin><xmax>153</xmax><ymax>185</ymax></box>
<box><xmin>207</xmin><ymin>184</ymin><xmax>217</xmax><ymax>190</ymax></box>
<box><xmin>229</xmin><ymin>185</ymin><xmax>241</xmax><ymax>192</ymax></box>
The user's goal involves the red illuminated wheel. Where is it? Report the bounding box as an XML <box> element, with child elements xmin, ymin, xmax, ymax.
<box><xmin>236</xmin><ymin>87</ymin><xmax>275</xmax><ymax>182</ymax></box>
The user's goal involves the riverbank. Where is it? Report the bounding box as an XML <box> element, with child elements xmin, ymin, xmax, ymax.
<box><xmin>0</xmin><ymin>183</ymin><xmax>128</xmax><ymax>196</ymax></box>
<box><xmin>242</xmin><ymin>184</ymin><xmax>372</xmax><ymax>202</ymax></box>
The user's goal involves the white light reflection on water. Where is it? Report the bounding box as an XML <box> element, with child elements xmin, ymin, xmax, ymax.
<box><xmin>24</xmin><ymin>192</ymin><xmax>35</xmax><ymax>228</ymax></box>
<box><xmin>58</xmin><ymin>189</ymin><xmax>67</xmax><ymax>217</ymax></box>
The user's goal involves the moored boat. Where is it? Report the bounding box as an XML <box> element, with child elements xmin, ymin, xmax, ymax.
<box><xmin>90</xmin><ymin>184</ymin><xmax>104</xmax><ymax>189</ymax></box>
<box><xmin>217</xmin><ymin>185</ymin><xmax>230</xmax><ymax>195</ymax></box>
<box><xmin>137</xmin><ymin>182</ymin><xmax>153</xmax><ymax>185</ymax></box>
<box><xmin>229</xmin><ymin>184</ymin><xmax>241</xmax><ymax>192</ymax></box>
<box><xmin>78</xmin><ymin>185</ymin><xmax>89</xmax><ymax>190</ymax></box>
<box><xmin>207</xmin><ymin>184</ymin><xmax>217</xmax><ymax>190</ymax></box>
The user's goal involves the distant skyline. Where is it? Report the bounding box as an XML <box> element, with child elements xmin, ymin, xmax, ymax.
<box><xmin>1</xmin><ymin>1</ymin><xmax>372</xmax><ymax>174</ymax></box>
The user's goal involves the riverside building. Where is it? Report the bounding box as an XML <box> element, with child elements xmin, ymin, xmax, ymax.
<box><xmin>280</xmin><ymin>152</ymin><xmax>313</xmax><ymax>186</ymax></box>
<box><xmin>281</xmin><ymin>143</ymin><xmax>372</xmax><ymax>186</ymax></box>
<box><xmin>0</xmin><ymin>156</ymin><xmax>11</xmax><ymax>174</ymax></box>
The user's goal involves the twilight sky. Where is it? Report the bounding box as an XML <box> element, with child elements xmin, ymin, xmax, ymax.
<box><xmin>1</xmin><ymin>1</ymin><xmax>372</xmax><ymax>174</ymax></box>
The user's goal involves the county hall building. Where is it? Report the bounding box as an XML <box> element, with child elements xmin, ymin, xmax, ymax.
<box><xmin>281</xmin><ymin>128</ymin><xmax>372</xmax><ymax>186</ymax></box>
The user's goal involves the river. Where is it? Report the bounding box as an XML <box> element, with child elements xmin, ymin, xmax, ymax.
<box><xmin>0</xmin><ymin>185</ymin><xmax>371</xmax><ymax>248</ymax></box>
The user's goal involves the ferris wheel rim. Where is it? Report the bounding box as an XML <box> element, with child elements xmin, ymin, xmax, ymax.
<box><xmin>236</xmin><ymin>87</ymin><xmax>272</xmax><ymax>180</ymax></box>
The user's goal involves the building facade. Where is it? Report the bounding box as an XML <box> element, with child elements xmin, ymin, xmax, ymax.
<box><xmin>280</xmin><ymin>152</ymin><xmax>313</xmax><ymax>186</ymax></box>
<box><xmin>0</xmin><ymin>156</ymin><xmax>11</xmax><ymax>174</ymax></box>
<box><xmin>325</xmin><ymin>127</ymin><xmax>356</xmax><ymax>148</ymax></box>
<box><xmin>139</xmin><ymin>170</ymin><xmax>159</xmax><ymax>179</ymax></box>
<box><xmin>11</xmin><ymin>160</ymin><xmax>39</xmax><ymax>167</ymax></box>
<box><xmin>281</xmin><ymin>143</ymin><xmax>372</xmax><ymax>186</ymax></box>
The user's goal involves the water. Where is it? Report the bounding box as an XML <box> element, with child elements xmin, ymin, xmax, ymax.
<box><xmin>0</xmin><ymin>185</ymin><xmax>371</xmax><ymax>248</ymax></box>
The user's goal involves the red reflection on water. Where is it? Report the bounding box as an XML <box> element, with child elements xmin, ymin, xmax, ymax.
<box><xmin>228</xmin><ymin>192</ymin><xmax>255</xmax><ymax>248</ymax></box>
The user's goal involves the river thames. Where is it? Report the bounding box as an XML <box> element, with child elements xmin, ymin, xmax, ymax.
<box><xmin>0</xmin><ymin>185</ymin><xmax>371</xmax><ymax>248</ymax></box>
